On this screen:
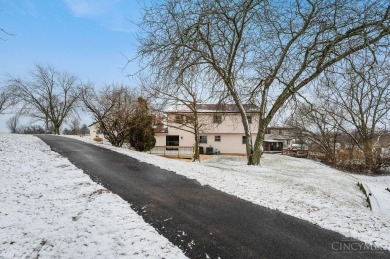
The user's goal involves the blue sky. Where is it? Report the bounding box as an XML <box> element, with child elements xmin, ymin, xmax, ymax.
<box><xmin>0</xmin><ymin>0</ymin><xmax>145</xmax><ymax>131</ymax></box>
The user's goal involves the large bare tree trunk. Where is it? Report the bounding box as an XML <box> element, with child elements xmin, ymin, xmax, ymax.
<box><xmin>193</xmin><ymin>130</ymin><xmax>200</xmax><ymax>162</ymax></box>
<box><xmin>241</xmin><ymin>115</ymin><xmax>254</xmax><ymax>165</ymax></box>
<box><xmin>253</xmin><ymin>126</ymin><xmax>266</xmax><ymax>165</ymax></box>
<box><xmin>55</xmin><ymin>125</ymin><xmax>60</xmax><ymax>135</ymax></box>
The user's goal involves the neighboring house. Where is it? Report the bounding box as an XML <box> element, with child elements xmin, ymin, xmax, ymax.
<box><xmin>89</xmin><ymin>123</ymin><xmax>103</xmax><ymax>140</ymax></box>
<box><xmin>154</xmin><ymin>104</ymin><xmax>295</xmax><ymax>155</ymax></box>
<box><xmin>263</xmin><ymin>127</ymin><xmax>296</xmax><ymax>152</ymax></box>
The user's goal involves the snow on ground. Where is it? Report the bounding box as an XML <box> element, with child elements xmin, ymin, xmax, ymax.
<box><xmin>67</xmin><ymin>135</ymin><xmax>390</xmax><ymax>251</ymax></box>
<box><xmin>0</xmin><ymin>134</ymin><xmax>186</xmax><ymax>259</ymax></box>
<box><xmin>356</xmin><ymin>175</ymin><xmax>390</xmax><ymax>216</ymax></box>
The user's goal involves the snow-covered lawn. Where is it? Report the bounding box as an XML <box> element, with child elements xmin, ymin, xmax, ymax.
<box><xmin>69</xmin><ymin>135</ymin><xmax>390</xmax><ymax>251</ymax></box>
<box><xmin>356</xmin><ymin>175</ymin><xmax>390</xmax><ymax>216</ymax></box>
<box><xmin>0</xmin><ymin>134</ymin><xmax>186</xmax><ymax>259</ymax></box>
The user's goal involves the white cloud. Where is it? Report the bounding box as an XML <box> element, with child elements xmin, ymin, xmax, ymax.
<box><xmin>100</xmin><ymin>11</ymin><xmax>137</xmax><ymax>33</ymax></box>
<box><xmin>63</xmin><ymin>0</ymin><xmax>121</xmax><ymax>17</ymax></box>
<box><xmin>62</xmin><ymin>0</ymin><xmax>135</xmax><ymax>33</ymax></box>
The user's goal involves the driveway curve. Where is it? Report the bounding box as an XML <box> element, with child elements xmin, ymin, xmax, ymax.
<box><xmin>37</xmin><ymin>135</ymin><xmax>390</xmax><ymax>259</ymax></box>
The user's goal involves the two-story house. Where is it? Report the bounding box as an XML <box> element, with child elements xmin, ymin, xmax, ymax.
<box><xmin>154</xmin><ymin>104</ymin><xmax>294</xmax><ymax>155</ymax></box>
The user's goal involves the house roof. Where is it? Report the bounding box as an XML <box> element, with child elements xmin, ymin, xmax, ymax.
<box><xmin>267</xmin><ymin>126</ymin><xmax>295</xmax><ymax>130</ymax></box>
<box><xmin>153</xmin><ymin>124</ymin><xmax>168</xmax><ymax>133</ymax></box>
<box><xmin>264</xmin><ymin>134</ymin><xmax>293</xmax><ymax>141</ymax></box>
<box><xmin>166</xmin><ymin>103</ymin><xmax>258</xmax><ymax>113</ymax></box>
<box><xmin>153</xmin><ymin>114</ymin><xmax>168</xmax><ymax>133</ymax></box>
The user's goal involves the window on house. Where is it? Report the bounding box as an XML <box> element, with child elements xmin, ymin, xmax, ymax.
<box><xmin>175</xmin><ymin>115</ymin><xmax>184</xmax><ymax>123</ymax></box>
<box><xmin>213</xmin><ymin>115</ymin><xmax>222</xmax><ymax>124</ymax></box>
<box><xmin>265</xmin><ymin>128</ymin><xmax>271</xmax><ymax>134</ymax></box>
<box><xmin>279</xmin><ymin>129</ymin><xmax>282</xmax><ymax>135</ymax></box>
<box><xmin>96</xmin><ymin>130</ymin><xmax>101</xmax><ymax>134</ymax></box>
<box><xmin>215</xmin><ymin>136</ymin><xmax>221</xmax><ymax>142</ymax></box>
<box><xmin>166</xmin><ymin>135</ymin><xmax>179</xmax><ymax>146</ymax></box>
<box><xmin>242</xmin><ymin>136</ymin><xmax>246</xmax><ymax>144</ymax></box>
<box><xmin>247</xmin><ymin>116</ymin><xmax>252</xmax><ymax>124</ymax></box>
<box><xmin>199</xmin><ymin>136</ymin><xmax>207</xmax><ymax>144</ymax></box>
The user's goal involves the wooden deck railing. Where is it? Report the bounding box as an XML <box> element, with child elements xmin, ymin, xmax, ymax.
<box><xmin>150</xmin><ymin>146</ymin><xmax>194</xmax><ymax>159</ymax></box>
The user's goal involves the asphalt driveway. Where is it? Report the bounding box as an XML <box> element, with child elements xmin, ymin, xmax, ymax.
<box><xmin>37</xmin><ymin>135</ymin><xmax>390</xmax><ymax>259</ymax></box>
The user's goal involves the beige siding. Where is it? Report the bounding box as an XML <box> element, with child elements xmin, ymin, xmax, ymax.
<box><xmin>197</xmin><ymin>133</ymin><xmax>258</xmax><ymax>154</ymax></box>
<box><xmin>155</xmin><ymin>132</ymin><xmax>257</xmax><ymax>154</ymax></box>
<box><xmin>154</xmin><ymin>112</ymin><xmax>293</xmax><ymax>155</ymax></box>
<box><xmin>167</xmin><ymin>113</ymin><xmax>259</xmax><ymax>134</ymax></box>
<box><xmin>89</xmin><ymin>124</ymin><xmax>99</xmax><ymax>140</ymax></box>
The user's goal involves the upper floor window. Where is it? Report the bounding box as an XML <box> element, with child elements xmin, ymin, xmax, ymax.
<box><xmin>247</xmin><ymin>116</ymin><xmax>252</xmax><ymax>124</ymax></box>
<box><xmin>242</xmin><ymin>136</ymin><xmax>246</xmax><ymax>144</ymax></box>
<box><xmin>175</xmin><ymin>115</ymin><xmax>184</xmax><ymax>123</ymax></box>
<box><xmin>213</xmin><ymin>115</ymin><xmax>222</xmax><ymax>124</ymax></box>
<box><xmin>199</xmin><ymin>136</ymin><xmax>207</xmax><ymax>144</ymax></box>
<box><xmin>265</xmin><ymin>128</ymin><xmax>271</xmax><ymax>134</ymax></box>
<box><xmin>215</xmin><ymin>135</ymin><xmax>221</xmax><ymax>142</ymax></box>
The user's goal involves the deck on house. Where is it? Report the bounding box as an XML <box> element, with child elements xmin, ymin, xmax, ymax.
<box><xmin>150</xmin><ymin>146</ymin><xmax>194</xmax><ymax>159</ymax></box>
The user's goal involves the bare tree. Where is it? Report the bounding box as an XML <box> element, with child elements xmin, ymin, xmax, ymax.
<box><xmin>7</xmin><ymin>64</ymin><xmax>80</xmax><ymax>134</ymax></box>
<box><xmin>0</xmin><ymin>89</ymin><xmax>5</xmax><ymax>113</ymax></box>
<box><xmin>69</xmin><ymin>115</ymin><xmax>81</xmax><ymax>135</ymax></box>
<box><xmin>81</xmin><ymin>84</ymin><xmax>137</xmax><ymax>147</ymax></box>
<box><xmin>137</xmin><ymin>0</ymin><xmax>390</xmax><ymax>165</ymax></box>
<box><xmin>0</xmin><ymin>86</ymin><xmax>14</xmax><ymax>114</ymax></box>
<box><xmin>289</xmin><ymin>51</ymin><xmax>390</xmax><ymax>171</ymax></box>
<box><xmin>6</xmin><ymin>114</ymin><xmax>20</xmax><ymax>133</ymax></box>
<box><xmin>19</xmin><ymin>124</ymin><xmax>45</xmax><ymax>134</ymax></box>
<box><xmin>325</xmin><ymin>54</ymin><xmax>390</xmax><ymax>170</ymax></box>
<box><xmin>141</xmin><ymin>70</ymin><xmax>214</xmax><ymax>161</ymax></box>
<box><xmin>287</xmin><ymin>92</ymin><xmax>344</xmax><ymax>164</ymax></box>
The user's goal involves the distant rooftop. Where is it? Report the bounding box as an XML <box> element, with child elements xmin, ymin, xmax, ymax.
<box><xmin>153</xmin><ymin>124</ymin><xmax>168</xmax><ymax>133</ymax></box>
<box><xmin>165</xmin><ymin>103</ymin><xmax>258</xmax><ymax>113</ymax></box>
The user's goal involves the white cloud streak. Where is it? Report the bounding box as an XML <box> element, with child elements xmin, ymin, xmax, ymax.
<box><xmin>62</xmin><ymin>0</ymin><xmax>121</xmax><ymax>17</ymax></box>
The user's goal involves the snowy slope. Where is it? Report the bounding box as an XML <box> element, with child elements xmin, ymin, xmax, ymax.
<box><xmin>0</xmin><ymin>134</ymin><xmax>186</xmax><ymax>259</ymax></box>
<box><xmin>67</xmin><ymin>135</ymin><xmax>390</xmax><ymax>251</ymax></box>
<box><xmin>356</xmin><ymin>175</ymin><xmax>390</xmax><ymax>216</ymax></box>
